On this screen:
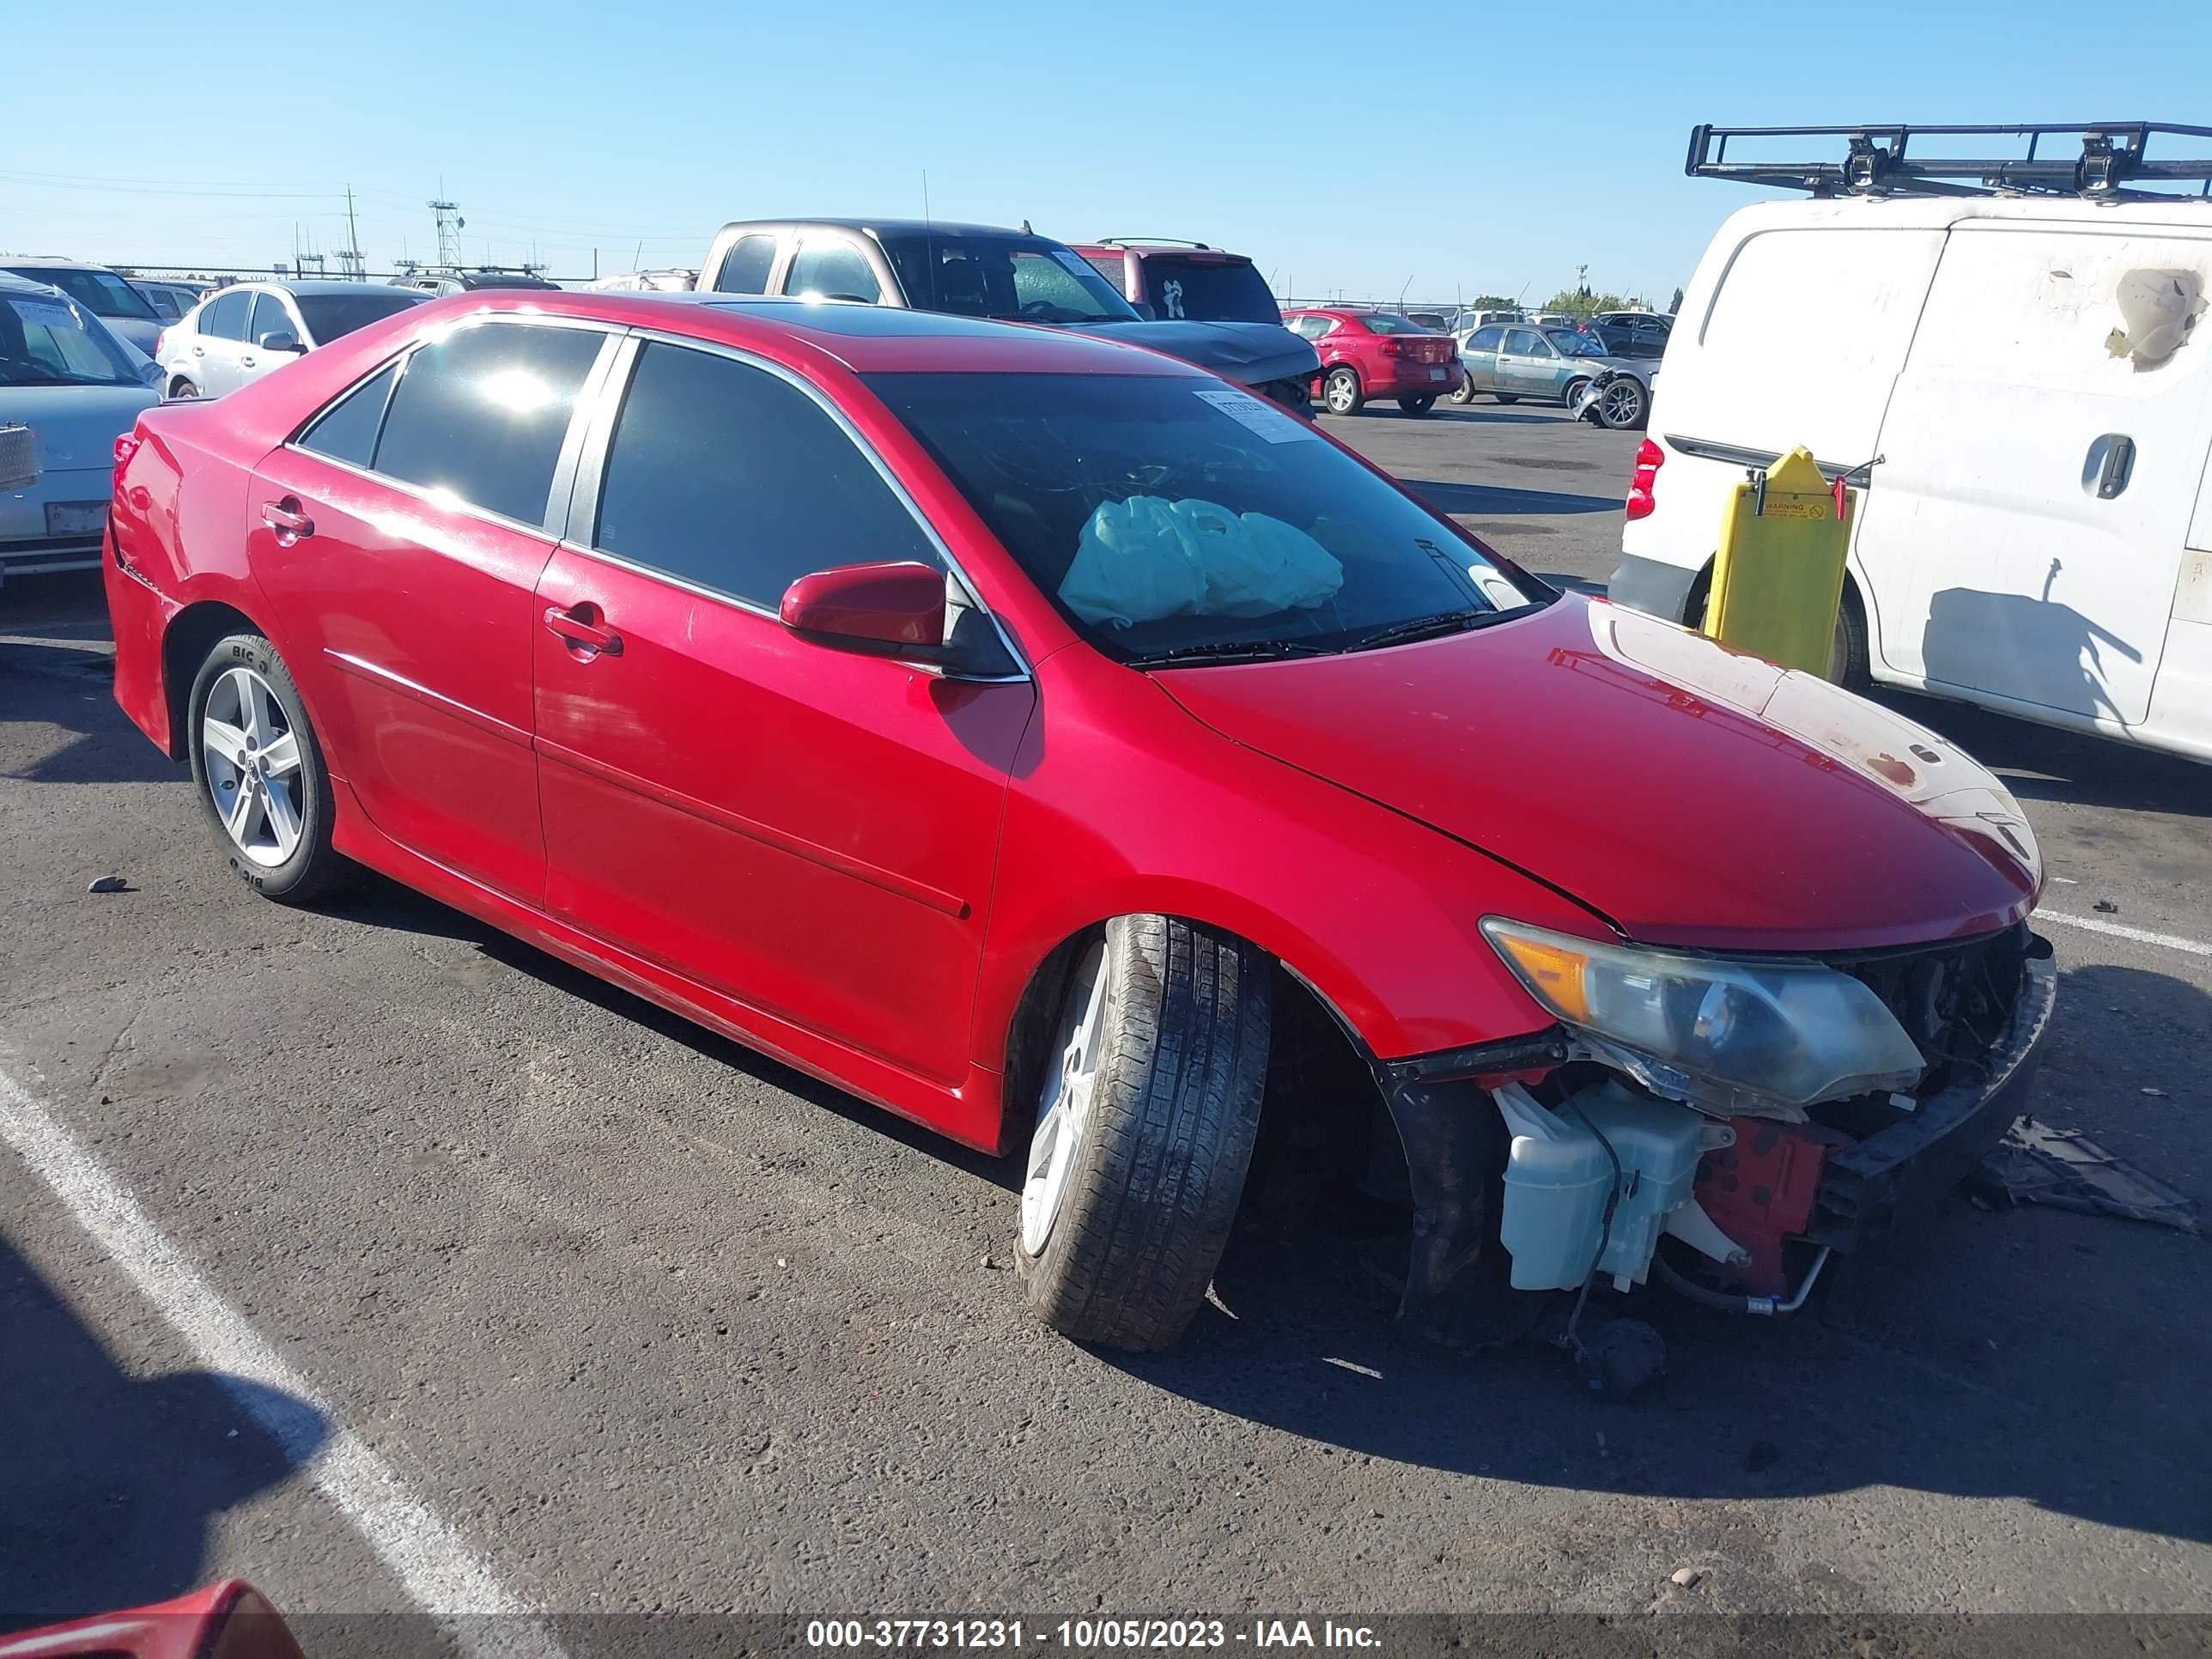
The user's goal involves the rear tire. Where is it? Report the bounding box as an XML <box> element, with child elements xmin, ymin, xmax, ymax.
<box><xmin>186</xmin><ymin>633</ymin><xmax>351</xmax><ymax>903</ymax></box>
<box><xmin>1322</xmin><ymin>366</ymin><xmax>1364</xmax><ymax>416</ymax></box>
<box><xmin>167</xmin><ymin>378</ymin><xmax>198</xmax><ymax>400</ymax></box>
<box><xmin>1830</xmin><ymin>585</ymin><xmax>1871</xmax><ymax>690</ymax></box>
<box><xmin>1397</xmin><ymin>394</ymin><xmax>1437</xmax><ymax>416</ymax></box>
<box><xmin>1017</xmin><ymin>915</ymin><xmax>1273</xmax><ymax>1352</ymax></box>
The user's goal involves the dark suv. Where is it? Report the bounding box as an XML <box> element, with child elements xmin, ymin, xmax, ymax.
<box><xmin>1071</xmin><ymin>239</ymin><xmax>1284</xmax><ymax>326</ymax></box>
<box><xmin>701</xmin><ymin>219</ymin><xmax>1318</xmax><ymax>410</ymax></box>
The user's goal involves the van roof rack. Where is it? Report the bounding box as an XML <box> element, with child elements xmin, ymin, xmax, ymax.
<box><xmin>1686</xmin><ymin>123</ymin><xmax>2212</xmax><ymax>202</ymax></box>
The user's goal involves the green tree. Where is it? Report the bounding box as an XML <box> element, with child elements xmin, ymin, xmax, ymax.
<box><xmin>1467</xmin><ymin>293</ymin><xmax>1516</xmax><ymax>310</ymax></box>
<box><xmin>1542</xmin><ymin>288</ymin><xmax>1632</xmax><ymax>321</ymax></box>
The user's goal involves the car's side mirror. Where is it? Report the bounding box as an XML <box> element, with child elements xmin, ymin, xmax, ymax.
<box><xmin>257</xmin><ymin>331</ymin><xmax>304</xmax><ymax>353</ymax></box>
<box><xmin>781</xmin><ymin>561</ymin><xmax>1018</xmax><ymax>678</ymax></box>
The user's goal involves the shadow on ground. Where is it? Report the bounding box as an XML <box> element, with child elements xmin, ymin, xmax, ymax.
<box><xmin>0</xmin><ymin>1237</ymin><xmax>327</xmax><ymax>1624</ymax></box>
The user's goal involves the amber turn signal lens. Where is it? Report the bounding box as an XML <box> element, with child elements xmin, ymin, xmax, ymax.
<box><xmin>1488</xmin><ymin>930</ymin><xmax>1592</xmax><ymax>1023</ymax></box>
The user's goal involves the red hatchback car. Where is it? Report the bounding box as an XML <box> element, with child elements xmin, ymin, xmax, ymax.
<box><xmin>104</xmin><ymin>291</ymin><xmax>2055</xmax><ymax>1362</ymax></box>
<box><xmin>1281</xmin><ymin>306</ymin><xmax>1460</xmax><ymax>417</ymax></box>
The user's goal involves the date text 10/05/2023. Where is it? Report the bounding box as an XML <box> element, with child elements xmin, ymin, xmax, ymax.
<box><xmin>804</xmin><ymin>1621</ymin><xmax>1382</xmax><ymax>1650</ymax></box>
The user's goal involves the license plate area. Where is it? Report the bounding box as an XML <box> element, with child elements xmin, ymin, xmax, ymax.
<box><xmin>45</xmin><ymin>501</ymin><xmax>104</xmax><ymax>538</ymax></box>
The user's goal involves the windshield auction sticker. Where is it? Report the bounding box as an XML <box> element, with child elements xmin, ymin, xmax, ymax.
<box><xmin>1192</xmin><ymin>386</ymin><xmax>1318</xmax><ymax>443</ymax></box>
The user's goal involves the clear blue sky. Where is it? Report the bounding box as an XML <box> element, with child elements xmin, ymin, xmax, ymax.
<box><xmin>8</xmin><ymin>0</ymin><xmax>2210</xmax><ymax>304</ymax></box>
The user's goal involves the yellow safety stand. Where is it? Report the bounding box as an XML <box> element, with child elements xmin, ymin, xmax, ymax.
<box><xmin>1702</xmin><ymin>446</ymin><xmax>1856</xmax><ymax>677</ymax></box>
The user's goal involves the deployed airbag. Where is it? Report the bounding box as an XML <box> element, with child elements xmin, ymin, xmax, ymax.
<box><xmin>1059</xmin><ymin>495</ymin><xmax>1345</xmax><ymax>628</ymax></box>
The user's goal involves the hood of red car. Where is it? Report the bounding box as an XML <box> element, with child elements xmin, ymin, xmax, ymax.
<box><xmin>1152</xmin><ymin>595</ymin><xmax>2041</xmax><ymax>953</ymax></box>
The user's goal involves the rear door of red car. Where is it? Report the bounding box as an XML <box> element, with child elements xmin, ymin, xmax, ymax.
<box><xmin>530</xmin><ymin>333</ymin><xmax>1033</xmax><ymax>1087</ymax></box>
<box><xmin>250</xmin><ymin>316</ymin><xmax>619</xmax><ymax>903</ymax></box>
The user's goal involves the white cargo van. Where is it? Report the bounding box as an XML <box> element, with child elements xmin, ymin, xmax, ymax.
<box><xmin>1611</xmin><ymin>123</ymin><xmax>2212</xmax><ymax>763</ymax></box>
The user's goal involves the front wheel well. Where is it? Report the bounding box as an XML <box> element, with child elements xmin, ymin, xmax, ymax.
<box><xmin>160</xmin><ymin>600</ymin><xmax>262</xmax><ymax>761</ymax></box>
<box><xmin>995</xmin><ymin>920</ymin><xmax>1404</xmax><ymax>1219</ymax></box>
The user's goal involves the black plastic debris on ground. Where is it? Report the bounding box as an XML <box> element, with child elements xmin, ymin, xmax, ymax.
<box><xmin>1966</xmin><ymin>1115</ymin><xmax>2200</xmax><ymax>1235</ymax></box>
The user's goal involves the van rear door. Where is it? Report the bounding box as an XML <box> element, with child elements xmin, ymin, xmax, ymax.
<box><xmin>1852</xmin><ymin>222</ymin><xmax>2212</xmax><ymax>726</ymax></box>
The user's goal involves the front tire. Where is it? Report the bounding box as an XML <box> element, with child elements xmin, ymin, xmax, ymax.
<box><xmin>1322</xmin><ymin>366</ymin><xmax>1364</xmax><ymax>416</ymax></box>
<box><xmin>1017</xmin><ymin>916</ymin><xmax>1272</xmax><ymax>1352</ymax></box>
<box><xmin>1562</xmin><ymin>378</ymin><xmax>1590</xmax><ymax>410</ymax></box>
<box><xmin>1595</xmin><ymin>376</ymin><xmax>1649</xmax><ymax>429</ymax></box>
<box><xmin>186</xmin><ymin>633</ymin><xmax>350</xmax><ymax>903</ymax></box>
<box><xmin>1397</xmin><ymin>394</ymin><xmax>1437</xmax><ymax>416</ymax></box>
<box><xmin>1447</xmin><ymin>371</ymin><xmax>1477</xmax><ymax>405</ymax></box>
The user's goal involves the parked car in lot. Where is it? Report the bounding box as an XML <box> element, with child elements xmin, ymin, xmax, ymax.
<box><xmin>131</xmin><ymin>277</ymin><xmax>209</xmax><ymax>324</ymax></box>
<box><xmin>1282</xmin><ymin>306</ymin><xmax>1458</xmax><ymax>416</ymax></box>
<box><xmin>1070</xmin><ymin>239</ymin><xmax>1283</xmax><ymax>325</ymax></box>
<box><xmin>700</xmin><ymin>218</ymin><xmax>1320</xmax><ymax>410</ymax></box>
<box><xmin>104</xmin><ymin>289</ymin><xmax>2056</xmax><ymax>1359</ymax></box>
<box><xmin>1616</xmin><ymin>121</ymin><xmax>2212</xmax><ymax>763</ymax></box>
<box><xmin>1</xmin><ymin>272</ymin><xmax>159</xmax><ymax>580</ymax></box>
<box><xmin>1403</xmin><ymin>310</ymin><xmax>1452</xmax><ymax>332</ymax></box>
<box><xmin>585</xmin><ymin>268</ymin><xmax>697</xmax><ymax>293</ymax></box>
<box><xmin>159</xmin><ymin>282</ymin><xmax>426</xmax><ymax>398</ymax></box>
<box><xmin>1583</xmin><ymin>320</ymin><xmax>1667</xmax><ymax>361</ymax></box>
<box><xmin>395</xmin><ymin>269</ymin><xmax>562</xmax><ymax>298</ymax></box>
<box><xmin>1452</xmin><ymin>321</ymin><xmax>1639</xmax><ymax>409</ymax></box>
<box><xmin>0</xmin><ymin>258</ymin><xmax>164</xmax><ymax>355</ymax></box>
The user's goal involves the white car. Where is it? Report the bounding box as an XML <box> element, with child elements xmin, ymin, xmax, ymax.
<box><xmin>159</xmin><ymin>281</ymin><xmax>425</xmax><ymax>399</ymax></box>
<box><xmin>0</xmin><ymin>272</ymin><xmax>160</xmax><ymax>581</ymax></box>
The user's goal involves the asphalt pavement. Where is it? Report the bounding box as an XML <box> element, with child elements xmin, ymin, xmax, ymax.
<box><xmin>3</xmin><ymin>405</ymin><xmax>2209</xmax><ymax>1641</ymax></box>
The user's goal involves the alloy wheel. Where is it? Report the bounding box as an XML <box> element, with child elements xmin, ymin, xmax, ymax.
<box><xmin>201</xmin><ymin>665</ymin><xmax>305</xmax><ymax>867</ymax></box>
<box><xmin>1020</xmin><ymin>940</ymin><xmax>1110</xmax><ymax>1255</ymax></box>
<box><xmin>1600</xmin><ymin>380</ymin><xmax>1646</xmax><ymax>428</ymax></box>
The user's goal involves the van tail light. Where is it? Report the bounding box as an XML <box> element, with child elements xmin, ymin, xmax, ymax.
<box><xmin>1379</xmin><ymin>338</ymin><xmax>1407</xmax><ymax>358</ymax></box>
<box><xmin>112</xmin><ymin>432</ymin><xmax>143</xmax><ymax>484</ymax></box>
<box><xmin>1625</xmin><ymin>437</ymin><xmax>1664</xmax><ymax>521</ymax></box>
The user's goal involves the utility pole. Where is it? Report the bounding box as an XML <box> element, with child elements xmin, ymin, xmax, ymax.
<box><xmin>343</xmin><ymin>186</ymin><xmax>363</xmax><ymax>280</ymax></box>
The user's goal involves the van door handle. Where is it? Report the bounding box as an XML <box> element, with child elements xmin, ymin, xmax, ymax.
<box><xmin>2095</xmin><ymin>434</ymin><xmax>2136</xmax><ymax>500</ymax></box>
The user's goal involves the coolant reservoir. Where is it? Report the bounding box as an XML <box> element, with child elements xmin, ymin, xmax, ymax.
<box><xmin>1575</xmin><ymin>1082</ymin><xmax>1708</xmax><ymax>1290</ymax></box>
<box><xmin>1492</xmin><ymin>1081</ymin><xmax>1712</xmax><ymax>1292</ymax></box>
<box><xmin>1494</xmin><ymin>1085</ymin><xmax>1613</xmax><ymax>1291</ymax></box>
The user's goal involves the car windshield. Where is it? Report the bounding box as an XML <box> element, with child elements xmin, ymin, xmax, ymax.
<box><xmin>866</xmin><ymin>371</ymin><xmax>1546</xmax><ymax>664</ymax></box>
<box><xmin>1356</xmin><ymin>313</ymin><xmax>1432</xmax><ymax>336</ymax></box>
<box><xmin>1548</xmin><ymin>329</ymin><xmax>1611</xmax><ymax>357</ymax></box>
<box><xmin>1140</xmin><ymin>257</ymin><xmax>1279</xmax><ymax>324</ymax></box>
<box><xmin>878</xmin><ymin>234</ymin><xmax>1140</xmax><ymax>325</ymax></box>
<box><xmin>0</xmin><ymin>292</ymin><xmax>144</xmax><ymax>386</ymax></box>
<box><xmin>295</xmin><ymin>291</ymin><xmax>422</xmax><ymax>343</ymax></box>
<box><xmin>9</xmin><ymin>267</ymin><xmax>158</xmax><ymax>322</ymax></box>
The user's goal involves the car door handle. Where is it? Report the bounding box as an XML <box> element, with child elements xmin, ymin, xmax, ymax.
<box><xmin>191</xmin><ymin>344</ymin><xmax>204</xmax><ymax>356</ymax></box>
<box><xmin>544</xmin><ymin>603</ymin><xmax>623</xmax><ymax>657</ymax></box>
<box><xmin>240</xmin><ymin>355</ymin><xmax>257</xmax><ymax>368</ymax></box>
<box><xmin>2094</xmin><ymin>434</ymin><xmax>2136</xmax><ymax>500</ymax></box>
<box><xmin>260</xmin><ymin>499</ymin><xmax>313</xmax><ymax>544</ymax></box>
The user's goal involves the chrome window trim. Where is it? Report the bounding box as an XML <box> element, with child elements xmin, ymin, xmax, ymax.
<box><xmin>283</xmin><ymin>313</ymin><xmax>625</xmax><ymax>538</ymax></box>
<box><xmin>559</xmin><ymin>325</ymin><xmax>1032</xmax><ymax>684</ymax></box>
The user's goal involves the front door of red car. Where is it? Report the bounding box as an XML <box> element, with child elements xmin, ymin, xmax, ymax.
<box><xmin>250</xmin><ymin>317</ymin><xmax>617</xmax><ymax>903</ymax></box>
<box><xmin>531</xmin><ymin>337</ymin><xmax>1033</xmax><ymax>1087</ymax></box>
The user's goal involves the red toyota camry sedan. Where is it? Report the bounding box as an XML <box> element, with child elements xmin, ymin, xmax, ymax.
<box><xmin>103</xmin><ymin>292</ymin><xmax>2054</xmax><ymax>1358</ymax></box>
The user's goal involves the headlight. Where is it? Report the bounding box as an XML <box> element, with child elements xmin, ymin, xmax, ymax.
<box><xmin>1480</xmin><ymin>919</ymin><xmax>1924</xmax><ymax>1109</ymax></box>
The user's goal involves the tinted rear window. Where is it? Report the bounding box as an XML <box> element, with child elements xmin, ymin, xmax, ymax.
<box><xmin>1140</xmin><ymin>258</ymin><xmax>1279</xmax><ymax>324</ymax></box>
<box><xmin>296</xmin><ymin>292</ymin><xmax>420</xmax><ymax>345</ymax></box>
<box><xmin>372</xmin><ymin>322</ymin><xmax>604</xmax><ymax>526</ymax></box>
<box><xmin>715</xmin><ymin>234</ymin><xmax>778</xmax><ymax>295</ymax></box>
<box><xmin>204</xmin><ymin>290</ymin><xmax>250</xmax><ymax>340</ymax></box>
<box><xmin>298</xmin><ymin>362</ymin><xmax>399</xmax><ymax>466</ymax></box>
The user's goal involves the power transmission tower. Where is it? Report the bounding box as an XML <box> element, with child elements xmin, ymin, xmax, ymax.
<box><xmin>429</xmin><ymin>198</ymin><xmax>464</xmax><ymax>268</ymax></box>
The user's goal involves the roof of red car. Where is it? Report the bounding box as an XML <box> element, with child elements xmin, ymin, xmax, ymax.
<box><xmin>414</xmin><ymin>289</ymin><xmax>1199</xmax><ymax>378</ymax></box>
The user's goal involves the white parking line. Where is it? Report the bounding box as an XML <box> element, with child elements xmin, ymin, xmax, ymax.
<box><xmin>2036</xmin><ymin>909</ymin><xmax>2212</xmax><ymax>960</ymax></box>
<box><xmin>0</xmin><ymin>1059</ymin><xmax>566</xmax><ymax>1659</ymax></box>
